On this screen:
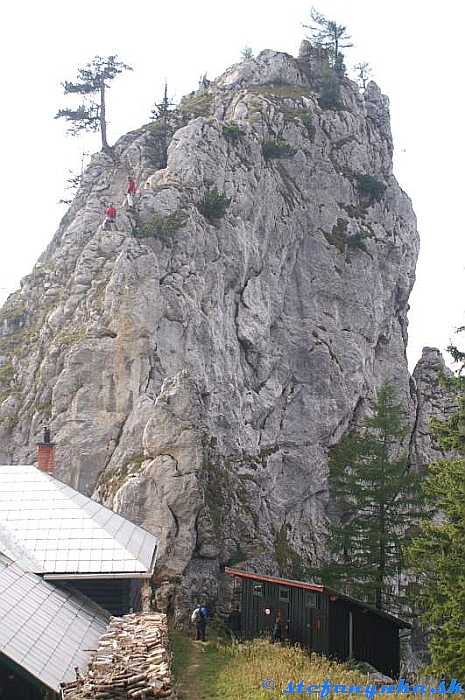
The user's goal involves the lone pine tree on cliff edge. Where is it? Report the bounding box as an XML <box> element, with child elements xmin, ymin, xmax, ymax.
<box><xmin>56</xmin><ymin>55</ymin><xmax>132</xmax><ymax>152</ymax></box>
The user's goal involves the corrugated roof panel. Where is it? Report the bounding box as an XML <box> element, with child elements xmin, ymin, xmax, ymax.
<box><xmin>80</xmin><ymin>500</ymin><xmax>102</xmax><ymax>517</ymax></box>
<box><xmin>90</xmin><ymin>505</ymin><xmax>114</xmax><ymax>527</ymax></box>
<box><xmin>100</xmin><ymin>513</ymin><xmax>124</xmax><ymax>536</ymax></box>
<box><xmin>0</xmin><ymin>619</ymin><xmax>18</xmax><ymax>646</ymax></box>
<box><xmin>0</xmin><ymin>556</ymin><xmax>108</xmax><ymax>692</ymax></box>
<box><xmin>125</xmin><ymin>527</ymin><xmax>145</xmax><ymax>558</ymax></box>
<box><xmin>4</xmin><ymin>636</ymin><xmax>32</xmax><ymax>660</ymax></box>
<box><xmin>0</xmin><ymin>465</ymin><xmax>157</xmax><ymax>577</ymax></box>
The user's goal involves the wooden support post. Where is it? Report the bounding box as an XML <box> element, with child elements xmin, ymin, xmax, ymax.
<box><xmin>141</xmin><ymin>579</ymin><xmax>152</xmax><ymax>613</ymax></box>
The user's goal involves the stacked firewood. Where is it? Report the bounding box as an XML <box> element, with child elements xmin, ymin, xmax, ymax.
<box><xmin>61</xmin><ymin>613</ymin><xmax>176</xmax><ymax>699</ymax></box>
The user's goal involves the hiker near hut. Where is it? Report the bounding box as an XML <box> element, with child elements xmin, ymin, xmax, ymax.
<box><xmin>272</xmin><ymin>610</ymin><xmax>284</xmax><ymax>643</ymax></box>
<box><xmin>191</xmin><ymin>601</ymin><xmax>208</xmax><ymax>641</ymax></box>
<box><xmin>227</xmin><ymin>606</ymin><xmax>242</xmax><ymax>643</ymax></box>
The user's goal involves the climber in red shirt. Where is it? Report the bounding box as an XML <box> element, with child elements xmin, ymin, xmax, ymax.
<box><xmin>126</xmin><ymin>176</ymin><xmax>136</xmax><ymax>208</ymax></box>
<box><xmin>104</xmin><ymin>204</ymin><xmax>117</xmax><ymax>230</ymax></box>
<box><xmin>127</xmin><ymin>176</ymin><xmax>136</xmax><ymax>195</ymax></box>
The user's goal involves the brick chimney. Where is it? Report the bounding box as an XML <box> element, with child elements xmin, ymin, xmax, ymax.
<box><xmin>37</xmin><ymin>426</ymin><xmax>55</xmax><ymax>474</ymax></box>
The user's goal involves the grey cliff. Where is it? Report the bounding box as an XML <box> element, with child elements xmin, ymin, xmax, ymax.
<box><xmin>0</xmin><ymin>48</ymin><xmax>444</xmax><ymax>618</ymax></box>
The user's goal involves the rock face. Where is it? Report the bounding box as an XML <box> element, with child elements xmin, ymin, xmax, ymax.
<box><xmin>410</xmin><ymin>346</ymin><xmax>457</xmax><ymax>467</ymax></box>
<box><xmin>0</xmin><ymin>48</ymin><xmax>426</xmax><ymax>610</ymax></box>
<box><xmin>404</xmin><ymin>347</ymin><xmax>458</xmax><ymax>674</ymax></box>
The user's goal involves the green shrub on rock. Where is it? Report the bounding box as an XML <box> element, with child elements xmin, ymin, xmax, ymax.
<box><xmin>222</xmin><ymin>123</ymin><xmax>244</xmax><ymax>140</ymax></box>
<box><xmin>356</xmin><ymin>174</ymin><xmax>386</xmax><ymax>202</ymax></box>
<box><xmin>262</xmin><ymin>140</ymin><xmax>297</xmax><ymax>160</ymax></box>
<box><xmin>160</xmin><ymin>211</ymin><xmax>189</xmax><ymax>235</ymax></box>
<box><xmin>133</xmin><ymin>210</ymin><xmax>189</xmax><ymax>238</ymax></box>
<box><xmin>302</xmin><ymin>112</ymin><xmax>316</xmax><ymax>141</ymax></box>
<box><xmin>197</xmin><ymin>187</ymin><xmax>231</xmax><ymax>221</ymax></box>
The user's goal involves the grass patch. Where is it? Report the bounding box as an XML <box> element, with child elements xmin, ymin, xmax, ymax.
<box><xmin>170</xmin><ymin>630</ymin><xmax>192</xmax><ymax>682</ymax></box>
<box><xmin>36</xmin><ymin>403</ymin><xmax>52</xmax><ymax>417</ymax></box>
<box><xmin>143</xmin><ymin>119</ymin><xmax>167</xmax><ymax>135</ymax></box>
<box><xmin>125</xmin><ymin>453</ymin><xmax>146</xmax><ymax>467</ymax></box>
<box><xmin>170</xmin><ymin>635</ymin><xmax>391</xmax><ymax>700</ymax></box>
<box><xmin>247</xmin><ymin>97</ymin><xmax>265</xmax><ymax>112</ymax></box>
<box><xmin>0</xmin><ymin>415</ymin><xmax>17</xmax><ymax>428</ymax></box>
<box><xmin>97</xmin><ymin>462</ymin><xmax>131</xmax><ymax>501</ymax></box>
<box><xmin>179</xmin><ymin>93</ymin><xmax>213</xmax><ymax>118</ymax></box>
<box><xmin>170</xmin><ymin>631</ymin><xmax>230</xmax><ymax>700</ymax></box>
<box><xmin>58</xmin><ymin>329</ymin><xmax>85</xmax><ymax>347</ymax></box>
<box><xmin>248</xmin><ymin>84</ymin><xmax>313</xmax><ymax>100</ymax></box>
<box><xmin>0</xmin><ymin>362</ymin><xmax>15</xmax><ymax>402</ymax></box>
<box><xmin>246</xmin><ymin>87</ymin><xmax>316</xmax><ymax>124</ymax></box>
<box><xmin>0</xmin><ymin>362</ymin><xmax>14</xmax><ymax>385</ymax></box>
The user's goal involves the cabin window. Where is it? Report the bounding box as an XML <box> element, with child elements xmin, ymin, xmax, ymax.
<box><xmin>252</xmin><ymin>583</ymin><xmax>264</xmax><ymax>597</ymax></box>
<box><xmin>279</xmin><ymin>586</ymin><xmax>290</xmax><ymax>602</ymax></box>
<box><xmin>306</xmin><ymin>592</ymin><xmax>319</xmax><ymax>608</ymax></box>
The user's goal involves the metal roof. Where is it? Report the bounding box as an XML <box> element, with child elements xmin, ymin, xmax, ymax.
<box><xmin>0</xmin><ymin>552</ymin><xmax>108</xmax><ymax>693</ymax></box>
<box><xmin>225</xmin><ymin>567</ymin><xmax>411</xmax><ymax>628</ymax></box>
<box><xmin>0</xmin><ymin>465</ymin><xmax>157</xmax><ymax>578</ymax></box>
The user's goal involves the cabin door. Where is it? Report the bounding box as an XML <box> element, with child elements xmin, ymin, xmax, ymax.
<box><xmin>289</xmin><ymin>589</ymin><xmax>322</xmax><ymax>650</ymax></box>
<box><xmin>277</xmin><ymin>586</ymin><xmax>291</xmax><ymax>642</ymax></box>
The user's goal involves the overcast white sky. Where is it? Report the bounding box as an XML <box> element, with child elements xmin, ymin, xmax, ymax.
<box><xmin>1</xmin><ymin>0</ymin><xmax>463</xmax><ymax>370</ymax></box>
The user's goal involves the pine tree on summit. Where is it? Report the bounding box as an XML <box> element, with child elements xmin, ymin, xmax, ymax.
<box><xmin>56</xmin><ymin>55</ymin><xmax>132</xmax><ymax>152</ymax></box>
<box><xmin>303</xmin><ymin>7</ymin><xmax>352</xmax><ymax>73</ymax></box>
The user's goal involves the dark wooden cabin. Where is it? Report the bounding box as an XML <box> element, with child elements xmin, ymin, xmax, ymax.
<box><xmin>226</xmin><ymin>568</ymin><xmax>410</xmax><ymax>678</ymax></box>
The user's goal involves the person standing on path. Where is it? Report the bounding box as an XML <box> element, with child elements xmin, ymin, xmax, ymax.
<box><xmin>196</xmin><ymin>601</ymin><xmax>208</xmax><ymax>642</ymax></box>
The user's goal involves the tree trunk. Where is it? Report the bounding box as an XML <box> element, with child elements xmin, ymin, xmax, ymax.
<box><xmin>376</xmin><ymin>504</ymin><xmax>386</xmax><ymax>610</ymax></box>
<box><xmin>161</xmin><ymin>83</ymin><xmax>169</xmax><ymax>168</ymax></box>
<box><xmin>100</xmin><ymin>81</ymin><xmax>109</xmax><ymax>152</ymax></box>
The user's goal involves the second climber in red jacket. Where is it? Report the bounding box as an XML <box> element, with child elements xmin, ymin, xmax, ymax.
<box><xmin>126</xmin><ymin>176</ymin><xmax>136</xmax><ymax>208</ymax></box>
<box><xmin>104</xmin><ymin>203</ymin><xmax>117</xmax><ymax>230</ymax></box>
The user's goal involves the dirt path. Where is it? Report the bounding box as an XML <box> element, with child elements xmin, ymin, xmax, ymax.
<box><xmin>173</xmin><ymin>638</ymin><xmax>207</xmax><ymax>700</ymax></box>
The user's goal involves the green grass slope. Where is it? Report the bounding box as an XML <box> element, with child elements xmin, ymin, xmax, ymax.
<box><xmin>170</xmin><ymin>633</ymin><xmax>412</xmax><ymax>700</ymax></box>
